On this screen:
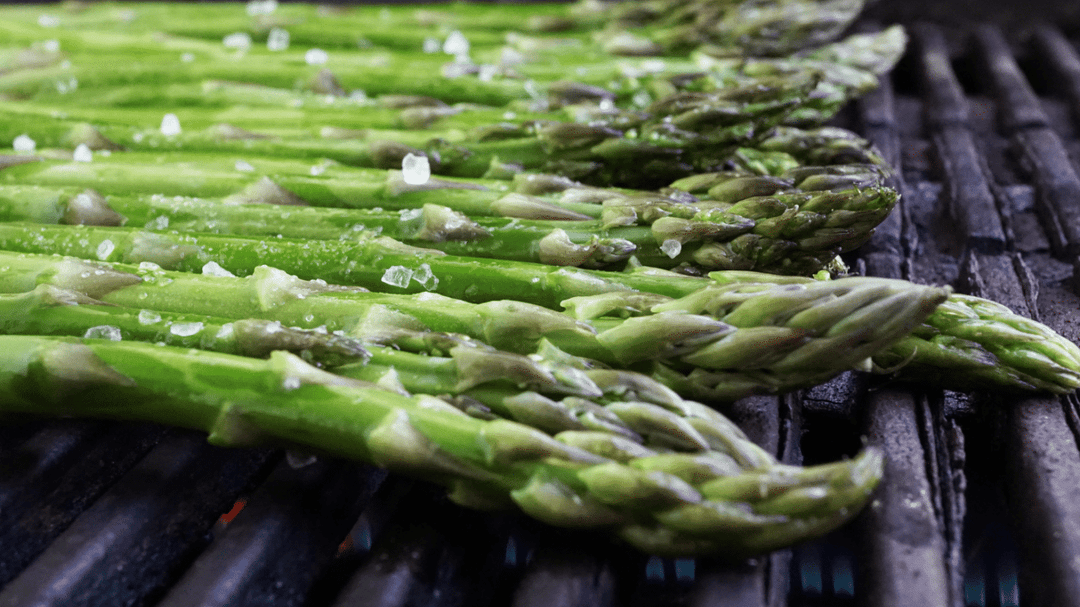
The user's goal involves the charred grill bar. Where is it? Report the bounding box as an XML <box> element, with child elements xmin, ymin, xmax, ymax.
<box><xmin>2</xmin><ymin>9</ymin><xmax>1080</xmax><ymax>607</ymax></box>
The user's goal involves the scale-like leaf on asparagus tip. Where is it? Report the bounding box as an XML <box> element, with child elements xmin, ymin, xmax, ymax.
<box><xmin>37</xmin><ymin>341</ymin><xmax>137</xmax><ymax>399</ymax></box>
<box><xmin>64</xmin><ymin>189</ymin><xmax>126</xmax><ymax>226</ymax></box>
<box><xmin>491</xmin><ymin>193</ymin><xmax>592</xmax><ymax>220</ymax></box>
<box><xmin>578</xmin><ymin>462</ymin><xmax>703</xmax><ymax>508</ymax></box>
<box><xmin>511</xmin><ymin>473</ymin><xmax>630</xmax><ymax>527</ymax></box>
<box><xmin>873</xmin><ymin>293</ymin><xmax>1080</xmax><ymax>393</ymax></box>
<box><xmin>251</xmin><ymin>265</ymin><xmax>367</xmax><ymax>311</ymax></box>
<box><xmin>561</xmin><ymin>290</ymin><xmax>675</xmax><ymax>320</ymax></box>
<box><xmin>499</xmin><ymin>392</ymin><xmax>590</xmax><ymax>434</ymax></box>
<box><xmin>475</xmin><ymin>300</ymin><xmax>598</xmax><ymax>350</ymax></box>
<box><xmin>366</xmin><ymin>408</ymin><xmax>500</xmax><ymax>482</ymax></box>
<box><xmin>413</xmin><ymin>204</ymin><xmax>491</xmax><ymax>242</ymax></box>
<box><xmin>596</xmin><ymin>312</ymin><xmax>736</xmax><ymax>365</ymax></box>
<box><xmin>450</xmin><ymin>346</ymin><xmax>602</xmax><ymax>397</ymax></box>
<box><xmin>538</xmin><ymin>228</ymin><xmax>637</xmax><ymax>267</ymax></box>
<box><xmin>49</xmin><ymin>257</ymin><xmax>142</xmax><ymax>298</ymax></box>
<box><xmin>231</xmin><ymin>318</ymin><xmax>371</xmax><ymax>364</ymax></box>
<box><xmin>225</xmin><ymin>176</ymin><xmax>309</xmax><ymax>206</ymax></box>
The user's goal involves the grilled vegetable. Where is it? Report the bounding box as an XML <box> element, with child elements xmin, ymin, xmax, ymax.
<box><xmin>0</xmin><ymin>333</ymin><xmax>883</xmax><ymax>557</ymax></box>
<box><xmin>0</xmin><ymin>250</ymin><xmax>948</xmax><ymax>400</ymax></box>
<box><xmin>0</xmin><ymin>155</ymin><xmax>896</xmax><ymax>274</ymax></box>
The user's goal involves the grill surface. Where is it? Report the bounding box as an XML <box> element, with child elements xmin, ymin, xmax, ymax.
<box><xmin>2</xmin><ymin>11</ymin><xmax>1080</xmax><ymax>607</ymax></box>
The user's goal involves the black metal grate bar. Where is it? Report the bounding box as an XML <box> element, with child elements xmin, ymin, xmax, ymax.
<box><xmin>973</xmin><ymin>24</ymin><xmax>1080</xmax><ymax>260</ymax></box>
<box><xmin>0</xmin><ymin>421</ymin><xmax>166</xmax><ymax>587</ymax></box>
<box><xmin>914</xmin><ymin>23</ymin><xmax>1008</xmax><ymax>255</ymax></box>
<box><xmin>155</xmin><ymin>458</ymin><xmax>388</xmax><ymax>607</ymax></box>
<box><xmin>1029</xmin><ymin>25</ymin><xmax>1080</xmax><ymax>126</ymax></box>
<box><xmin>0</xmin><ymin>431</ymin><xmax>272</xmax><ymax>607</ymax></box>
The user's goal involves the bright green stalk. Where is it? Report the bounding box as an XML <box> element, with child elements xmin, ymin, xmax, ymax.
<box><xmin>872</xmin><ymin>294</ymin><xmax>1080</xmax><ymax>394</ymax></box>
<box><xmin>0</xmin><ymin>284</ymin><xmax>767</xmax><ymax>454</ymax></box>
<box><xmin>0</xmin><ymin>157</ymin><xmax>896</xmax><ymax>272</ymax></box>
<box><xmin>586</xmin><ymin>0</ymin><xmax>867</xmax><ymax>56</ymax></box>
<box><xmin>689</xmin><ymin>272</ymin><xmax>1080</xmax><ymax>395</ymax></box>
<box><xmin>0</xmin><ymin>284</ymin><xmax>370</xmax><ymax>367</ymax></box>
<box><xmin>0</xmin><ymin>251</ymin><xmax>949</xmax><ymax>401</ymax></box>
<box><xmin>0</xmin><ymin>333</ymin><xmax>883</xmax><ymax>557</ymax></box>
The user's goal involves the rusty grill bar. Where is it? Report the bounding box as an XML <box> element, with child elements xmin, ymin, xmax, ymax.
<box><xmin>2</xmin><ymin>16</ymin><xmax>1080</xmax><ymax>607</ymax></box>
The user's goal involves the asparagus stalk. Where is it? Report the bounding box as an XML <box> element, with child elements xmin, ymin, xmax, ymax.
<box><xmin>584</xmin><ymin>0</ymin><xmax>868</xmax><ymax>56</ymax></box>
<box><xmin>689</xmin><ymin>272</ymin><xmax>1080</xmax><ymax>395</ymax></box>
<box><xmin>0</xmin><ymin>251</ymin><xmax>949</xmax><ymax>400</ymax></box>
<box><xmin>0</xmin><ymin>154</ymin><xmax>896</xmax><ymax>272</ymax></box>
<box><xmin>872</xmin><ymin>294</ymin><xmax>1080</xmax><ymax>394</ymax></box>
<box><xmin>0</xmin><ymin>283</ymin><xmax>770</xmax><ymax>454</ymax></box>
<box><xmin>1</xmin><ymin>333</ymin><xmax>882</xmax><ymax>556</ymax></box>
<box><xmin>0</xmin><ymin>283</ymin><xmax>373</xmax><ymax>367</ymax></box>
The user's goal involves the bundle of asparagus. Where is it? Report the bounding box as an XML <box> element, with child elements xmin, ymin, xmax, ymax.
<box><xmin>0</xmin><ymin>0</ymin><xmax>1075</xmax><ymax>561</ymax></box>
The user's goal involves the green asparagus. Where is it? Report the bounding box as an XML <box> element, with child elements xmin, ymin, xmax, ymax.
<box><xmin>0</xmin><ymin>156</ymin><xmax>897</xmax><ymax>272</ymax></box>
<box><xmin>0</xmin><ymin>250</ymin><xmax>949</xmax><ymax>400</ymax></box>
<box><xmin>0</xmin><ymin>333</ymin><xmax>881</xmax><ymax>556</ymax></box>
<box><xmin>0</xmin><ymin>283</ymin><xmax>774</xmax><ymax>454</ymax></box>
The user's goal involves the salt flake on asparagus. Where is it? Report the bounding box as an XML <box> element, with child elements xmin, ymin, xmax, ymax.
<box><xmin>401</xmin><ymin>153</ymin><xmax>431</xmax><ymax>185</ymax></box>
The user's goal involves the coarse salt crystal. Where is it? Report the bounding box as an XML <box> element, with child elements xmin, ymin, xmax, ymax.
<box><xmin>413</xmin><ymin>263</ymin><xmax>438</xmax><ymax>288</ymax></box>
<box><xmin>246</xmin><ymin>0</ymin><xmax>277</xmax><ymax>16</ymax></box>
<box><xmin>632</xmin><ymin>90</ymin><xmax>652</xmax><ymax>107</ymax></box>
<box><xmin>84</xmin><ymin>325</ymin><xmax>122</xmax><ymax>341</ymax></box>
<box><xmin>401</xmin><ymin>153</ymin><xmax>430</xmax><ymax>186</ymax></box>
<box><xmin>138</xmin><ymin>310</ymin><xmax>162</xmax><ymax>325</ymax></box>
<box><xmin>478</xmin><ymin>64</ymin><xmax>498</xmax><ymax>82</ymax></box>
<box><xmin>443</xmin><ymin>30</ymin><xmax>470</xmax><ymax>60</ymax></box>
<box><xmin>660</xmin><ymin>239</ymin><xmax>682</xmax><ymax>259</ymax></box>
<box><xmin>267</xmin><ymin>27</ymin><xmax>289</xmax><ymax>51</ymax></box>
<box><xmin>381</xmin><ymin>266</ymin><xmax>413</xmax><ymax>288</ymax></box>
<box><xmin>73</xmin><ymin>143</ymin><xmax>92</xmax><ymax>162</ymax></box>
<box><xmin>422</xmin><ymin>37</ymin><xmax>441</xmax><ymax>54</ymax></box>
<box><xmin>216</xmin><ymin>323</ymin><xmax>234</xmax><ymax>339</ymax></box>
<box><xmin>181</xmin><ymin>52</ymin><xmax>195</xmax><ymax>63</ymax></box>
<box><xmin>160</xmin><ymin>113</ymin><xmax>181</xmax><ymax>136</ymax></box>
<box><xmin>96</xmin><ymin>239</ymin><xmax>115</xmax><ymax>260</ymax></box>
<box><xmin>37</xmin><ymin>14</ymin><xmax>59</xmax><ymax>27</ymax></box>
<box><xmin>202</xmin><ymin>261</ymin><xmax>236</xmax><ymax>277</ymax></box>
<box><xmin>441</xmin><ymin>61</ymin><xmax>475</xmax><ymax>79</ymax></box>
<box><xmin>13</xmin><ymin>134</ymin><xmax>35</xmax><ymax>153</ymax></box>
<box><xmin>150</xmin><ymin>215</ymin><xmax>169</xmax><ymax>230</ymax></box>
<box><xmin>500</xmin><ymin>47</ymin><xmax>524</xmax><ymax>66</ymax></box>
<box><xmin>223</xmin><ymin>32</ymin><xmax>252</xmax><ymax>51</ymax></box>
<box><xmin>170</xmin><ymin>321</ymin><xmax>204</xmax><ymax>337</ymax></box>
<box><xmin>235</xmin><ymin>160</ymin><xmax>255</xmax><ymax>172</ymax></box>
<box><xmin>43</xmin><ymin>39</ymin><xmax>60</xmax><ymax>52</ymax></box>
<box><xmin>305</xmin><ymin>48</ymin><xmax>329</xmax><ymax>65</ymax></box>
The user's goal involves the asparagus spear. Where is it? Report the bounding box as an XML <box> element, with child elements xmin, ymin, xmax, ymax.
<box><xmin>0</xmin><ymin>251</ymin><xmax>948</xmax><ymax>400</ymax></box>
<box><xmin>0</xmin><ymin>283</ymin><xmax>765</xmax><ymax>454</ymax></box>
<box><xmin>689</xmin><ymin>272</ymin><xmax>1080</xmax><ymax>395</ymax></box>
<box><xmin>872</xmin><ymin>294</ymin><xmax>1080</xmax><ymax>394</ymax></box>
<box><xmin>584</xmin><ymin>0</ymin><xmax>868</xmax><ymax>56</ymax></box>
<box><xmin>0</xmin><ymin>154</ymin><xmax>896</xmax><ymax>272</ymax></box>
<box><xmin>0</xmin><ymin>333</ymin><xmax>882</xmax><ymax>556</ymax></box>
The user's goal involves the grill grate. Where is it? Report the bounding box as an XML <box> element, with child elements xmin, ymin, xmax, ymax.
<box><xmin>3</xmin><ymin>16</ymin><xmax>1080</xmax><ymax>607</ymax></box>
